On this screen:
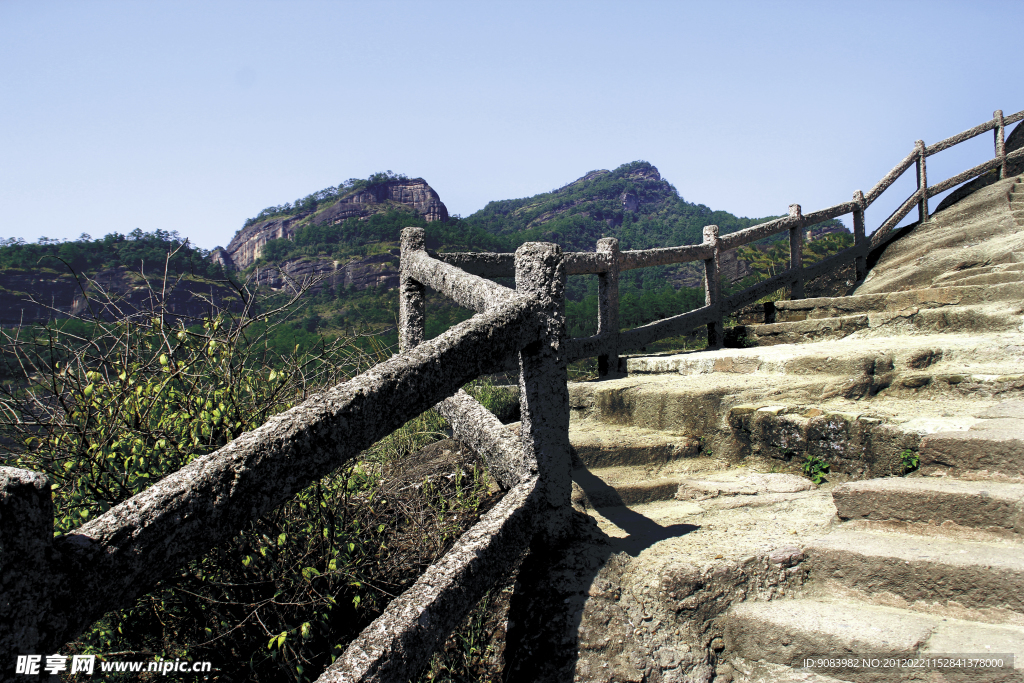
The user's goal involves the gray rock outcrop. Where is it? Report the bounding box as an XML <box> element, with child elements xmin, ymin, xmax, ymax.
<box><xmin>220</xmin><ymin>178</ymin><xmax>448</xmax><ymax>271</ymax></box>
<box><xmin>250</xmin><ymin>251</ymin><xmax>400</xmax><ymax>294</ymax></box>
<box><xmin>0</xmin><ymin>267</ymin><xmax>242</xmax><ymax>325</ymax></box>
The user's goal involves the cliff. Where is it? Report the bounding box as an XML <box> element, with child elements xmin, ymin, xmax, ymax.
<box><xmin>248</xmin><ymin>251</ymin><xmax>400</xmax><ymax>295</ymax></box>
<box><xmin>0</xmin><ymin>267</ymin><xmax>242</xmax><ymax>326</ymax></box>
<box><xmin>218</xmin><ymin>178</ymin><xmax>448</xmax><ymax>271</ymax></box>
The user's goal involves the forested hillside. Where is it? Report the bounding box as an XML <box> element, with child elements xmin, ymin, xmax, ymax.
<box><xmin>0</xmin><ymin>163</ymin><xmax>851</xmax><ymax>355</ymax></box>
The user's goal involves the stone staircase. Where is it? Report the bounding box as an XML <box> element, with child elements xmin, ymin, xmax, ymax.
<box><xmin>567</xmin><ymin>175</ymin><xmax>1024</xmax><ymax>682</ymax></box>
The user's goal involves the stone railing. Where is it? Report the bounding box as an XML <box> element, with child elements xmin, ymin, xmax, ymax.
<box><xmin>1</xmin><ymin>107</ymin><xmax>1021</xmax><ymax>682</ymax></box>
<box><xmin>437</xmin><ymin>108</ymin><xmax>1024</xmax><ymax>375</ymax></box>
<box><xmin>0</xmin><ymin>238</ymin><xmax>575</xmax><ymax>683</ymax></box>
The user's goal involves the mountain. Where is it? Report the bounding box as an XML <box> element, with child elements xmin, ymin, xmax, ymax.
<box><xmin>462</xmin><ymin>160</ymin><xmax>843</xmax><ymax>252</ymax></box>
<box><xmin>219</xmin><ymin>161</ymin><xmax>845</xmax><ymax>295</ymax></box>
<box><xmin>0</xmin><ymin>164</ymin><xmax>850</xmax><ymax>345</ymax></box>
<box><xmin>214</xmin><ymin>173</ymin><xmax>449</xmax><ymax>271</ymax></box>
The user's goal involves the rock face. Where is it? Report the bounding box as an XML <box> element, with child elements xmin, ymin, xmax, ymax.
<box><xmin>0</xmin><ymin>267</ymin><xmax>242</xmax><ymax>325</ymax></box>
<box><xmin>249</xmin><ymin>251</ymin><xmax>400</xmax><ymax>294</ymax></box>
<box><xmin>219</xmin><ymin>178</ymin><xmax>448</xmax><ymax>271</ymax></box>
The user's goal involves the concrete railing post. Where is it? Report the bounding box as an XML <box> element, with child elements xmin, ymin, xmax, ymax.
<box><xmin>916</xmin><ymin>140</ymin><xmax>929</xmax><ymax>222</ymax></box>
<box><xmin>788</xmin><ymin>204</ymin><xmax>805</xmax><ymax>300</ymax></box>
<box><xmin>0</xmin><ymin>467</ymin><xmax>56</xmax><ymax>656</ymax></box>
<box><xmin>702</xmin><ymin>225</ymin><xmax>723</xmax><ymax>349</ymax></box>
<box><xmin>514</xmin><ymin>242</ymin><xmax>571</xmax><ymax>541</ymax></box>
<box><xmin>596</xmin><ymin>237</ymin><xmax>620</xmax><ymax>377</ymax></box>
<box><xmin>995</xmin><ymin>109</ymin><xmax>1007</xmax><ymax>180</ymax></box>
<box><xmin>503</xmin><ymin>243</ymin><xmax>577</xmax><ymax>682</ymax></box>
<box><xmin>399</xmin><ymin>227</ymin><xmax>426</xmax><ymax>351</ymax></box>
<box><xmin>853</xmin><ymin>190</ymin><xmax>868</xmax><ymax>282</ymax></box>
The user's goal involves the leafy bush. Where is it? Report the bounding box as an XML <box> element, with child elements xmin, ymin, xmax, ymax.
<box><xmin>0</xmin><ymin>264</ymin><xmax>497</xmax><ymax>681</ymax></box>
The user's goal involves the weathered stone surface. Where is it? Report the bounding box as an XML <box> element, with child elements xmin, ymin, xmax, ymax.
<box><xmin>919</xmin><ymin>429</ymin><xmax>1024</xmax><ymax>477</ymax></box>
<box><xmin>676</xmin><ymin>473</ymin><xmax>814</xmax><ymax>501</ymax></box>
<box><xmin>0</xmin><ymin>468</ymin><xmax>57</xmax><ymax>656</ymax></box>
<box><xmin>724</xmin><ymin>599</ymin><xmax>938</xmax><ymax>670</ymax></box>
<box><xmin>569</xmin><ymin>419</ymin><xmax>699</xmax><ymax>468</ymax></box>
<box><xmin>934</xmin><ymin>121</ymin><xmax>1024</xmax><ymax>213</ymax></box>
<box><xmin>805</xmin><ymin>527</ymin><xmax>1024</xmax><ymax>613</ymax></box>
<box><xmin>856</xmin><ymin>174</ymin><xmax>1024</xmax><ymax>296</ymax></box>
<box><xmin>833</xmin><ymin>478</ymin><xmax>1024</xmax><ymax>534</ymax></box>
<box><xmin>0</xmin><ymin>266</ymin><xmax>243</xmax><ymax>325</ymax></box>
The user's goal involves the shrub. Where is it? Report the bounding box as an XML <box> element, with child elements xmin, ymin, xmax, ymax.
<box><xmin>0</xmin><ymin>263</ymin><xmax>496</xmax><ymax>681</ymax></box>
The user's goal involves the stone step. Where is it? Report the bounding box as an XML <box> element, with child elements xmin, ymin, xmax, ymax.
<box><xmin>577</xmin><ymin>468</ymin><xmax>820</xmax><ymax>512</ymax></box>
<box><xmin>804</xmin><ymin>527</ymin><xmax>1024</xmax><ymax>615</ymax></box>
<box><xmin>939</xmin><ymin>272</ymin><xmax>1024</xmax><ymax>287</ymax></box>
<box><xmin>570</xmin><ymin>465</ymin><xmax>814</xmax><ymax>510</ymax></box>
<box><xmin>722</xmin><ymin>599</ymin><xmax>1024</xmax><ymax>682</ymax></box>
<box><xmin>919</xmin><ymin>428</ymin><xmax>1024</xmax><ymax>479</ymax></box>
<box><xmin>746</xmin><ymin>304</ymin><xmax>1021</xmax><ymax>346</ymax></box>
<box><xmin>919</xmin><ymin>403</ymin><xmax>1024</xmax><ymax>479</ymax></box>
<box><xmin>746</xmin><ymin>315</ymin><xmax>869</xmax><ymax>346</ymax></box>
<box><xmin>568</xmin><ymin>419</ymin><xmax>701</xmax><ymax>468</ymax></box>
<box><xmin>833</xmin><ymin>478</ymin><xmax>1024</xmax><ymax>536</ymax></box>
<box><xmin>571</xmin><ymin>464</ymin><xmax>690</xmax><ymax>508</ymax></box>
<box><xmin>932</xmin><ymin>263</ymin><xmax>1024</xmax><ymax>286</ymax></box>
<box><xmin>771</xmin><ymin>282</ymin><xmax>1024</xmax><ymax>323</ymax></box>
<box><xmin>624</xmin><ymin>333</ymin><xmax>1024</xmax><ymax>379</ymax></box>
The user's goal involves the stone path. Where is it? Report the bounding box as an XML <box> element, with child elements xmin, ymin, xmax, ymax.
<box><xmin>567</xmin><ymin>175</ymin><xmax>1024</xmax><ymax>682</ymax></box>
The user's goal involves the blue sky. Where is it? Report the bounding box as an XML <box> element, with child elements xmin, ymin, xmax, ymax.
<box><xmin>2</xmin><ymin>0</ymin><xmax>1020</xmax><ymax>251</ymax></box>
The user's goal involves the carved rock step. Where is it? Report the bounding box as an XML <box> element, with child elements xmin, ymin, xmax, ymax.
<box><xmin>624</xmin><ymin>331</ymin><xmax>1024</xmax><ymax>379</ymax></box>
<box><xmin>771</xmin><ymin>281</ymin><xmax>1024</xmax><ymax>323</ymax></box>
<box><xmin>833</xmin><ymin>478</ymin><xmax>1024</xmax><ymax>536</ymax></box>
<box><xmin>744</xmin><ymin>314</ymin><xmax>869</xmax><ymax>346</ymax></box>
<box><xmin>744</xmin><ymin>304</ymin><xmax>1022</xmax><ymax>347</ymax></box>
<box><xmin>568</xmin><ymin>419</ymin><xmax>701</xmax><ymax>468</ymax></box>
<box><xmin>572</xmin><ymin>465</ymin><xmax>689</xmax><ymax>508</ymax></box>
<box><xmin>804</xmin><ymin>527</ymin><xmax>1024</xmax><ymax>615</ymax></box>
<box><xmin>937</xmin><ymin>272</ymin><xmax>1024</xmax><ymax>288</ymax></box>
<box><xmin>920</xmin><ymin>427</ymin><xmax>1024</xmax><ymax>480</ymax></box>
<box><xmin>571</xmin><ymin>466</ymin><xmax>815</xmax><ymax>510</ymax></box>
<box><xmin>932</xmin><ymin>263</ymin><xmax>1024</xmax><ymax>286</ymax></box>
<box><xmin>722</xmin><ymin>598</ymin><xmax>1024</xmax><ymax>682</ymax></box>
<box><xmin>570</xmin><ymin>372</ymin><xmax>829</xmax><ymax>438</ymax></box>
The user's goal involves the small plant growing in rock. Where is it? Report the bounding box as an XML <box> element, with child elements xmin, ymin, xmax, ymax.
<box><xmin>801</xmin><ymin>454</ymin><xmax>830</xmax><ymax>484</ymax></box>
<box><xmin>899</xmin><ymin>448</ymin><xmax>919</xmax><ymax>474</ymax></box>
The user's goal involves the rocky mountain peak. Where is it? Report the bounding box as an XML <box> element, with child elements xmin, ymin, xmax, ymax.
<box><xmin>217</xmin><ymin>177</ymin><xmax>448</xmax><ymax>271</ymax></box>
